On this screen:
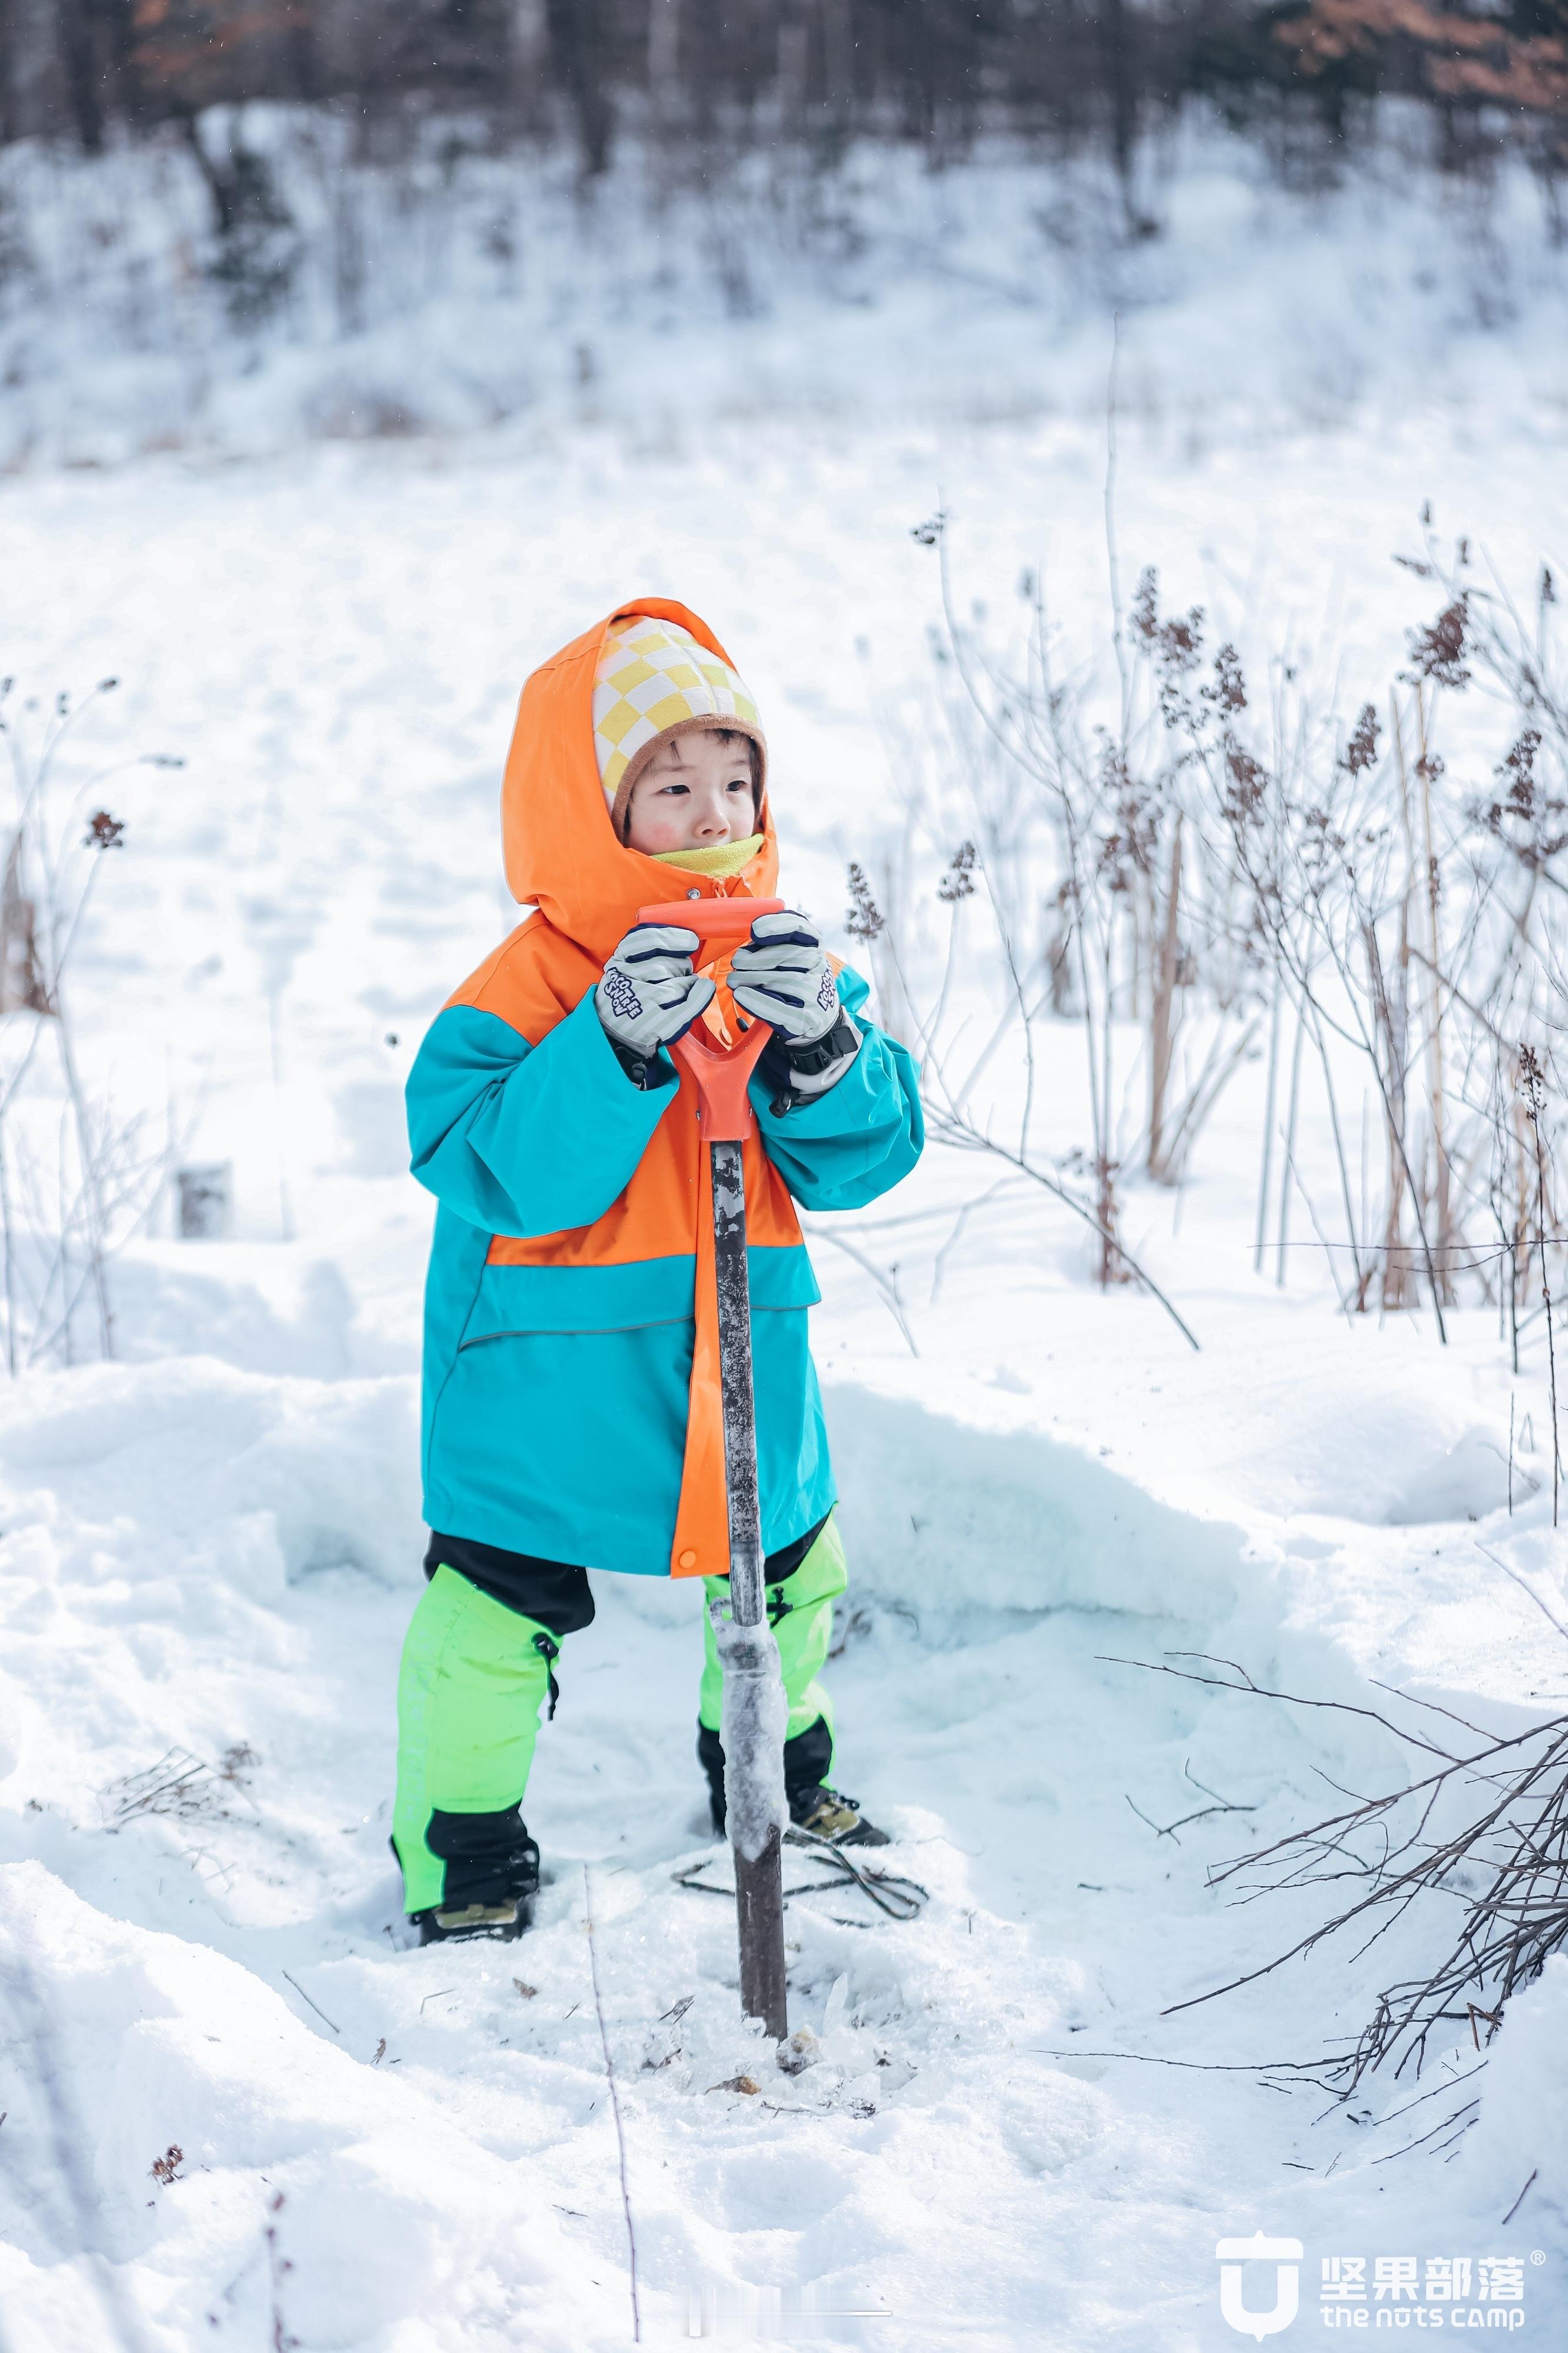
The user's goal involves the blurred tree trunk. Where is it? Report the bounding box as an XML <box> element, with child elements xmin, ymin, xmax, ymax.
<box><xmin>102</xmin><ymin>0</ymin><xmax>139</xmax><ymax>125</ymax></box>
<box><xmin>822</xmin><ymin>0</ymin><xmax>853</xmax><ymax>119</ymax></box>
<box><xmin>289</xmin><ymin>1</ymin><xmax>318</xmax><ymax>101</ymax></box>
<box><xmin>545</xmin><ymin>0</ymin><xmax>614</xmax><ymax>175</ymax></box>
<box><xmin>0</xmin><ymin>0</ymin><xmax>20</xmax><ymax>144</ymax></box>
<box><xmin>509</xmin><ymin>0</ymin><xmax>550</xmax><ymax>128</ymax></box>
<box><xmin>55</xmin><ymin>0</ymin><xmax>106</xmax><ymax>151</ymax></box>
<box><xmin>180</xmin><ymin>110</ymin><xmax>237</xmax><ymax>235</ymax></box>
<box><xmin>1098</xmin><ymin>0</ymin><xmax>1149</xmax><ymax>235</ymax></box>
<box><xmin>648</xmin><ymin>0</ymin><xmax>679</xmax><ymax>114</ymax></box>
<box><xmin>777</xmin><ymin>0</ymin><xmax>809</xmax><ymax>131</ymax></box>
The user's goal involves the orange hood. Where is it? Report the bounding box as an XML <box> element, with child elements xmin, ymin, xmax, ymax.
<box><xmin>502</xmin><ymin>598</ymin><xmax>779</xmax><ymax>963</ymax></box>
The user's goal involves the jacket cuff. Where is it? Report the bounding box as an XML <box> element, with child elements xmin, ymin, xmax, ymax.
<box><xmin>761</xmin><ymin>1012</ymin><xmax>862</xmax><ymax>1111</ymax></box>
<box><xmin>608</xmin><ymin>1036</ymin><xmax>678</xmax><ymax>1092</ymax></box>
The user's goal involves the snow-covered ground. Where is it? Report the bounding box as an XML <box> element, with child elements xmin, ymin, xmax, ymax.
<box><xmin>4</xmin><ymin>339</ymin><xmax>1568</xmax><ymax>2343</ymax></box>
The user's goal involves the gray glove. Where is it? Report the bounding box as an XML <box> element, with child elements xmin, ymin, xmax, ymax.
<box><xmin>595</xmin><ymin>925</ymin><xmax>716</xmax><ymax>1061</ymax></box>
<box><xmin>728</xmin><ymin>911</ymin><xmax>842</xmax><ymax>1043</ymax></box>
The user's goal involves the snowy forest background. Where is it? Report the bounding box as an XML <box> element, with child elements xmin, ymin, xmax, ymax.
<box><xmin>4</xmin><ymin>0</ymin><xmax>1568</xmax><ymax>460</ymax></box>
<box><xmin>6</xmin><ymin>5</ymin><xmax>1568</xmax><ymax>2351</ymax></box>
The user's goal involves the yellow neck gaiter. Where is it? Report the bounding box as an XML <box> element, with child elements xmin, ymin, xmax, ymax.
<box><xmin>649</xmin><ymin>833</ymin><xmax>765</xmax><ymax>879</ymax></box>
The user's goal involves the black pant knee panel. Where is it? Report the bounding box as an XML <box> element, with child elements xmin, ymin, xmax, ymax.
<box><xmin>423</xmin><ymin>1805</ymin><xmax>540</xmax><ymax>1909</ymax></box>
<box><xmin>424</xmin><ymin>1532</ymin><xmax>596</xmax><ymax>1635</ymax></box>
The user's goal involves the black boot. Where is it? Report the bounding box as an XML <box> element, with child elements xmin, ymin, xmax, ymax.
<box><xmin>698</xmin><ymin>1717</ymin><xmax>892</xmax><ymax>1849</ymax></box>
<box><xmin>409</xmin><ymin>1805</ymin><xmax>541</xmax><ymax>1944</ymax></box>
<box><xmin>790</xmin><ymin>1784</ymin><xmax>891</xmax><ymax>1848</ymax></box>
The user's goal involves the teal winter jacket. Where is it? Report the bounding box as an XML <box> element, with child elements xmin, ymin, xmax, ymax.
<box><xmin>408</xmin><ymin>962</ymin><xmax>922</xmax><ymax>1577</ymax></box>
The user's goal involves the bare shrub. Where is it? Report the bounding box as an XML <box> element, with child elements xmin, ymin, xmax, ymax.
<box><xmin>1125</xmin><ymin>1652</ymin><xmax>1568</xmax><ymax>2155</ymax></box>
<box><xmin>100</xmin><ymin>1748</ymin><xmax>222</xmax><ymax>1827</ymax></box>
<box><xmin>867</xmin><ymin>516</ymin><xmax>1568</xmax><ymax>1402</ymax></box>
<box><xmin>0</xmin><ymin>675</ymin><xmax>185</xmax><ymax>1371</ymax></box>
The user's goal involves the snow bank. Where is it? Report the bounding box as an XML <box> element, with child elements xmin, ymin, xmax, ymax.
<box><xmin>0</xmin><ymin>1861</ymin><xmax>600</xmax><ymax>2351</ymax></box>
<box><xmin>1463</xmin><ymin>1955</ymin><xmax>1568</xmax><ymax>2244</ymax></box>
<box><xmin>826</xmin><ymin>1376</ymin><xmax>1245</xmax><ymax>1627</ymax></box>
<box><xmin>0</xmin><ymin>1357</ymin><xmax>421</xmax><ymax>1893</ymax></box>
<box><xmin>0</xmin><ymin>1354</ymin><xmax>421</xmax><ymax>1591</ymax></box>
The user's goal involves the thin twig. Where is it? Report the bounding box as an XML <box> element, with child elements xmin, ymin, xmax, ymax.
<box><xmin>281</xmin><ymin>1971</ymin><xmax>340</xmax><ymax>2036</ymax></box>
<box><xmin>1027</xmin><ymin>2047</ymin><xmax>1312</xmax><ymax>2074</ymax></box>
<box><xmin>800</xmin><ymin>1222</ymin><xmax>919</xmax><ymax>1356</ymax></box>
<box><xmin>1502</xmin><ymin>2167</ymin><xmax>1538</xmax><ymax>2226</ymax></box>
<box><xmin>1473</xmin><ymin>1542</ymin><xmax>1568</xmax><ymax>1645</ymax></box>
<box><xmin>583</xmin><ymin>1864</ymin><xmax>641</xmax><ymax>2345</ymax></box>
<box><xmin>926</xmin><ymin>1107</ymin><xmax>1200</xmax><ymax>1349</ymax></box>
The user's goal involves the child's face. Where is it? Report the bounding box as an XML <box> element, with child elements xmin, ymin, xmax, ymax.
<box><xmin>625</xmin><ymin>727</ymin><xmax>757</xmax><ymax>854</ymax></box>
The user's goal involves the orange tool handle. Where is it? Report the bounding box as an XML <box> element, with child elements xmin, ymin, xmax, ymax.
<box><xmin>636</xmin><ymin>899</ymin><xmax>779</xmax><ymax>1142</ymax></box>
<box><xmin>668</xmin><ymin>1018</ymin><xmax>773</xmax><ymax>1142</ymax></box>
<box><xmin>637</xmin><ymin>896</ymin><xmax>783</xmax><ymax>942</ymax></box>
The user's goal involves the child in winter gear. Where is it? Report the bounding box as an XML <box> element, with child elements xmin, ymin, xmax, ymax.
<box><xmin>392</xmin><ymin>602</ymin><xmax>922</xmax><ymax>1941</ymax></box>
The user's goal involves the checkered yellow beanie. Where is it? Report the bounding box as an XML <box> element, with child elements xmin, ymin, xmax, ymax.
<box><xmin>592</xmin><ymin>614</ymin><xmax>766</xmax><ymax>838</ymax></box>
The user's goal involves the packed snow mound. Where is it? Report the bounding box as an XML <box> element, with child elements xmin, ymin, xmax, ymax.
<box><xmin>107</xmin><ymin>1245</ymin><xmax>372</xmax><ymax>1381</ymax></box>
<box><xmin>0</xmin><ymin>1354</ymin><xmax>422</xmax><ymax>1595</ymax></box>
<box><xmin>1382</xmin><ymin>1424</ymin><xmax>1517</xmax><ymax>1526</ymax></box>
<box><xmin>827</xmin><ymin>1379</ymin><xmax>1245</xmax><ymax>1625</ymax></box>
<box><xmin>0</xmin><ymin>1861</ymin><xmax>601</xmax><ymax>2352</ymax></box>
<box><xmin>1460</xmin><ymin>1954</ymin><xmax>1568</xmax><ymax>2238</ymax></box>
<box><xmin>1260</xmin><ymin>1390</ymin><xmax>1516</xmax><ymax>1527</ymax></box>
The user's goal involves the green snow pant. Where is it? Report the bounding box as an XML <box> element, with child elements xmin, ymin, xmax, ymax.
<box><xmin>391</xmin><ymin>1517</ymin><xmax>849</xmax><ymax>1915</ymax></box>
<box><xmin>391</xmin><ymin>1564</ymin><xmax>558</xmax><ymax>1916</ymax></box>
